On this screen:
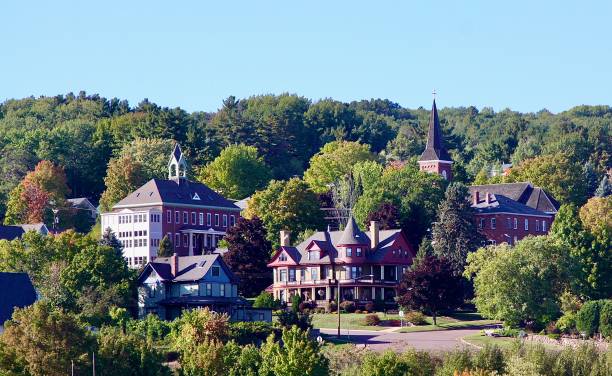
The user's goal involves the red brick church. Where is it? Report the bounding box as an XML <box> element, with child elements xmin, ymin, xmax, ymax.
<box><xmin>418</xmin><ymin>99</ymin><xmax>558</xmax><ymax>245</ymax></box>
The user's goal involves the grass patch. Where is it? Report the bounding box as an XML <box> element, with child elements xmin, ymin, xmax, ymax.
<box><xmin>462</xmin><ymin>333</ymin><xmax>564</xmax><ymax>351</ymax></box>
<box><xmin>311</xmin><ymin>311</ymin><xmax>500</xmax><ymax>332</ymax></box>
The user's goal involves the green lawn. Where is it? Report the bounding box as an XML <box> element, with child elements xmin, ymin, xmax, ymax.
<box><xmin>462</xmin><ymin>333</ymin><xmax>563</xmax><ymax>351</ymax></box>
<box><xmin>310</xmin><ymin>311</ymin><xmax>500</xmax><ymax>332</ymax></box>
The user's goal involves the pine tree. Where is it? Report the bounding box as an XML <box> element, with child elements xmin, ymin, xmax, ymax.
<box><xmin>583</xmin><ymin>161</ymin><xmax>599</xmax><ymax>197</ymax></box>
<box><xmin>595</xmin><ymin>175</ymin><xmax>611</xmax><ymax>197</ymax></box>
<box><xmin>157</xmin><ymin>235</ymin><xmax>174</xmax><ymax>257</ymax></box>
<box><xmin>432</xmin><ymin>182</ymin><xmax>485</xmax><ymax>275</ymax></box>
<box><xmin>100</xmin><ymin>227</ymin><xmax>123</xmax><ymax>257</ymax></box>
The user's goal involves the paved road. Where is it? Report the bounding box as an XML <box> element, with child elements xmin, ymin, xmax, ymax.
<box><xmin>319</xmin><ymin>328</ymin><xmax>481</xmax><ymax>352</ymax></box>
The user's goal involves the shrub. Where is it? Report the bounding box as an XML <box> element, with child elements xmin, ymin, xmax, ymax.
<box><xmin>340</xmin><ymin>301</ymin><xmax>356</xmax><ymax>313</ymax></box>
<box><xmin>404</xmin><ymin>311</ymin><xmax>427</xmax><ymax>325</ymax></box>
<box><xmin>400</xmin><ymin>349</ymin><xmax>436</xmax><ymax>376</ymax></box>
<box><xmin>277</xmin><ymin>310</ymin><xmax>312</xmax><ymax>330</ymax></box>
<box><xmin>473</xmin><ymin>344</ymin><xmax>505</xmax><ymax>374</ymax></box>
<box><xmin>576</xmin><ymin>301</ymin><xmax>601</xmax><ymax>337</ymax></box>
<box><xmin>364</xmin><ymin>314</ymin><xmax>381</xmax><ymax>326</ymax></box>
<box><xmin>436</xmin><ymin>349</ymin><xmax>472</xmax><ymax>376</ymax></box>
<box><xmin>253</xmin><ymin>292</ymin><xmax>280</xmax><ymax>309</ymax></box>
<box><xmin>290</xmin><ymin>294</ymin><xmax>302</xmax><ymax>313</ymax></box>
<box><xmin>365</xmin><ymin>301</ymin><xmax>375</xmax><ymax>312</ymax></box>
<box><xmin>556</xmin><ymin>312</ymin><xmax>577</xmax><ymax>334</ymax></box>
<box><xmin>360</xmin><ymin>350</ymin><xmax>409</xmax><ymax>376</ymax></box>
<box><xmin>228</xmin><ymin>321</ymin><xmax>278</xmax><ymax>345</ymax></box>
<box><xmin>327</xmin><ymin>300</ymin><xmax>337</xmax><ymax>313</ymax></box>
<box><xmin>298</xmin><ymin>301</ymin><xmax>312</xmax><ymax>312</ymax></box>
<box><xmin>599</xmin><ymin>300</ymin><xmax>612</xmax><ymax>339</ymax></box>
<box><xmin>545</xmin><ymin>321</ymin><xmax>560</xmax><ymax>335</ymax></box>
<box><xmin>355</xmin><ymin>309</ymin><xmax>362</xmax><ymax>314</ymax></box>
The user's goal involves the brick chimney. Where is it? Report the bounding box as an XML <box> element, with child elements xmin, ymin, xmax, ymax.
<box><xmin>370</xmin><ymin>221</ymin><xmax>380</xmax><ymax>249</ymax></box>
<box><xmin>473</xmin><ymin>191</ymin><xmax>480</xmax><ymax>205</ymax></box>
<box><xmin>171</xmin><ymin>253</ymin><xmax>179</xmax><ymax>277</ymax></box>
<box><xmin>280</xmin><ymin>230</ymin><xmax>291</xmax><ymax>247</ymax></box>
<box><xmin>485</xmin><ymin>192</ymin><xmax>492</xmax><ymax>205</ymax></box>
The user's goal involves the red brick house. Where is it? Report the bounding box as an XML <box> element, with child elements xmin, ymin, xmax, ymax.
<box><xmin>418</xmin><ymin>98</ymin><xmax>559</xmax><ymax>245</ymax></box>
<box><xmin>101</xmin><ymin>144</ymin><xmax>241</xmax><ymax>267</ymax></box>
<box><xmin>267</xmin><ymin>217</ymin><xmax>415</xmax><ymax>307</ymax></box>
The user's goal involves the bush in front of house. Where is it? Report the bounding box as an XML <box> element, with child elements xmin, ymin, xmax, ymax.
<box><xmin>340</xmin><ymin>301</ymin><xmax>356</xmax><ymax>313</ymax></box>
<box><xmin>277</xmin><ymin>309</ymin><xmax>312</xmax><ymax>331</ymax></box>
<box><xmin>598</xmin><ymin>300</ymin><xmax>612</xmax><ymax>339</ymax></box>
<box><xmin>253</xmin><ymin>291</ymin><xmax>281</xmax><ymax>310</ymax></box>
<box><xmin>228</xmin><ymin>321</ymin><xmax>279</xmax><ymax>345</ymax></box>
<box><xmin>326</xmin><ymin>300</ymin><xmax>337</xmax><ymax>313</ymax></box>
<box><xmin>364</xmin><ymin>301</ymin><xmax>375</xmax><ymax>312</ymax></box>
<box><xmin>404</xmin><ymin>311</ymin><xmax>427</xmax><ymax>325</ymax></box>
<box><xmin>290</xmin><ymin>294</ymin><xmax>302</xmax><ymax>313</ymax></box>
<box><xmin>576</xmin><ymin>300</ymin><xmax>601</xmax><ymax>337</ymax></box>
<box><xmin>364</xmin><ymin>314</ymin><xmax>381</xmax><ymax>326</ymax></box>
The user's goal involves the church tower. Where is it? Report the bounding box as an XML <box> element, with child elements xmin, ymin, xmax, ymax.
<box><xmin>418</xmin><ymin>97</ymin><xmax>453</xmax><ymax>181</ymax></box>
<box><xmin>168</xmin><ymin>143</ymin><xmax>187</xmax><ymax>182</ymax></box>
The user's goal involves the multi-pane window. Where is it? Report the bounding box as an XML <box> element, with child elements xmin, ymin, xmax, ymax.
<box><xmin>175</xmin><ymin>211</ymin><xmax>180</xmax><ymax>223</ymax></box>
<box><xmin>350</xmin><ymin>266</ymin><xmax>362</xmax><ymax>279</ymax></box>
<box><xmin>280</xmin><ymin>270</ymin><xmax>287</xmax><ymax>282</ymax></box>
<box><xmin>220</xmin><ymin>284</ymin><xmax>225</xmax><ymax>297</ymax></box>
<box><xmin>542</xmin><ymin>220</ymin><xmax>547</xmax><ymax>232</ymax></box>
<box><xmin>310</xmin><ymin>268</ymin><xmax>318</xmax><ymax>281</ymax></box>
<box><xmin>167</xmin><ymin>210</ymin><xmax>172</xmax><ymax>223</ymax></box>
<box><xmin>524</xmin><ymin>218</ymin><xmax>529</xmax><ymax>230</ymax></box>
<box><xmin>513</xmin><ymin>218</ymin><xmax>518</xmax><ymax>230</ymax></box>
<box><xmin>536</xmin><ymin>220</ymin><xmax>540</xmax><ymax>231</ymax></box>
<box><xmin>175</xmin><ymin>233</ymin><xmax>180</xmax><ymax>247</ymax></box>
<box><xmin>183</xmin><ymin>211</ymin><xmax>188</xmax><ymax>224</ymax></box>
<box><xmin>491</xmin><ymin>218</ymin><xmax>496</xmax><ymax>229</ymax></box>
<box><xmin>199</xmin><ymin>213</ymin><xmax>204</xmax><ymax>225</ymax></box>
<box><xmin>289</xmin><ymin>269</ymin><xmax>296</xmax><ymax>282</ymax></box>
<box><xmin>346</xmin><ymin>248</ymin><xmax>352</xmax><ymax>257</ymax></box>
<box><xmin>215</xmin><ymin>214</ymin><xmax>220</xmax><ymax>226</ymax></box>
<box><xmin>183</xmin><ymin>234</ymin><xmax>188</xmax><ymax>247</ymax></box>
<box><xmin>191</xmin><ymin>212</ymin><xmax>196</xmax><ymax>225</ymax></box>
<box><xmin>223</xmin><ymin>215</ymin><xmax>228</xmax><ymax>227</ymax></box>
<box><xmin>479</xmin><ymin>218</ymin><xmax>485</xmax><ymax>229</ymax></box>
<box><xmin>207</xmin><ymin>213</ymin><xmax>212</xmax><ymax>226</ymax></box>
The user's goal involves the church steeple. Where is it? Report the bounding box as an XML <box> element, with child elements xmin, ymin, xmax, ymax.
<box><xmin>418</xmin><ymin>96</ymin><xmax>453</xmax><ymax>180</ymax></box>
<box><xmin>168</xmin><ymin>143</ymin><xmax>187</xmax><ymax>181</ymax></box>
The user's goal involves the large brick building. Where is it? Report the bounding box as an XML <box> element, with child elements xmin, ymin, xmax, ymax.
<box><xmin>419</xmin><ymin>99</ymin><xmax>559</xmax><ymax>245</ymax></box>
<box><xmin>100</xmin><ymin>144</ymin><xmax>241</xmax><ymax>267</ymax></box>
<box><xmin>267</xmin><ymin>217</ymin><xmax>415</xmax><ymax>306</ymax></box>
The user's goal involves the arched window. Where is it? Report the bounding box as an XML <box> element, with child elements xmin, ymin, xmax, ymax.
<box><xmin>442</xmin><ymin>170</ymin><xmax>448</xmax><ymax>180</ymax></box>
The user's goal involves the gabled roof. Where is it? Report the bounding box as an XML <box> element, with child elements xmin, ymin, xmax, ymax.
<box><xmin>469</xmin><ymin>182</ymin><xmax>560</xmax><ymax>213</ymax></box>
<box><xmin>67</xmin><ymin>197</ymin><xmax>97</xmax><ymax>210</ymax></box>
<box><xmin>419</xmin><ymin>99</ymin><xmax>452</xmax><ymax>162</ymax></box>
<box><xmin>0</xmin><ymin>272</ymin><xmax>37</xmax><ymax>325</ymax></box>
<box><xmin>338</xmin><ymin>216</ymin><xmax>369</xmax><ymax>245</ymax></box>
<box><xmin>140</xmin><ymin>254</ymin><xmax>238</xmax><ymax>283</ymax></box>
<box><xmin>113</xmin><ymin>178</ymin><xmax>240</xmax><ymax>210</ymax></box>
<box><xmin>0</xmin><ymin>223</ymin><xmax>48</xmax><ymax>241</ymax></box>
<box><xmin>472</xmin><ymin>194</ymin><xmax>552</xmax><ymax>217</ymax></box>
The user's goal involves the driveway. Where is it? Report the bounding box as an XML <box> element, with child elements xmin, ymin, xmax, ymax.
<box><xmin>319</xmin><ymin>328</ymin><xmax>482</xmax><ymax>352</ymax></box>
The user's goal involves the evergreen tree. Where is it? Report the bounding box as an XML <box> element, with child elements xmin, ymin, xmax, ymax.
<box><xmin>432</xmin><ymin>182</ymin><xmax>485</xmax><ymax>275</ymax></box>
<box><xmin>595</xmin><ymin>175</ymin><xmax>611</xmax><ymax>197</ymax></box>
<box><xmin>583</xmin><ymin>161</ymin><xmax>599</xmax><ymax>197</ymax></box>
<box><xmin>157</xmin><ymin>235</ymin><xmax>174</xmax><ymax>257</ymax></box>
<box><xmin>100</xmin><ymin>227</ymin><xmax>123</xmax><ymax>256</ymax></box>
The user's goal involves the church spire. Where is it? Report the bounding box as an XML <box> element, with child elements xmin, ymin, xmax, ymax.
<box><xmin>419</xmin><ymin>99</ymin><xmax>451</xmax><ymax>162</ymax></box>
<box><xmin>168</xmin><ymin>143</ymin><xmax>187</xmax><ymax>181</ymax></box>
<box><xmin>418</xmin><ymin>96</ymin><xmax>453</xmax><ymax>181</ymax></box>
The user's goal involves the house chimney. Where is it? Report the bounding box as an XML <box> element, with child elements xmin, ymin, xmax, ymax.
<box><xmin>280</xmin><ymin>230</ymin><xmax>291</xmax><ymax>247</ymax></box>
<box><xmin>485</xmin><ymin>192</ymin><xmax>492</xmax><ymax>205</ymax></box>
<box><xmin>473</xmin><ymin>191</ymin><xmax>480</xmax><ymax>205</ymax></box>
<box><xmin>370</xmin><ymin>221</ymin><xmax>380</xmax><ymax>249</ymax></box>
<box><xmin>171</xmin><ymin>253</ymin><xmax>179</xmax><ymax>277</ymax></box>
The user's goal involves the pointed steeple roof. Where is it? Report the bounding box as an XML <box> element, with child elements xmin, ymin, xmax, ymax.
<box><xmin>338</xmin><ymin>216</ymin><xmax>368</xmax><ymax>245</ymax></box>
<box><xmin>419</xmin><ymin>99</ymin><xmax>452</xmax><ymax>162</ymax></box>
<box><xmin>172</xmin><ymin>143</ymin><xmax>183</xmax><ymax>161</ymax></box>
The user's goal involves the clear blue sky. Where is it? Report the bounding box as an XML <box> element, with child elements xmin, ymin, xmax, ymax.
<box><xmin>2</xmin><ymin>1</ymin><xmax>611</xmax><ymax>113</ymax></box>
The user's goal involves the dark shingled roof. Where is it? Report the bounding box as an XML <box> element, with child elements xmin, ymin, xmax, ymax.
<box><xmin>419</xmin><ymin>99</ymin><xmax>452</xmax><ymax>162</ymax></box>
<box><xmin>472</xmin><ymin>194</ymin><xmax>552</xmax><ymax>217</ymax></box>
<box><xmin>338</xmin><ymin>216</ymin><xmax>369</xmax><ymax>245</ymax></box>
<box><xmin>469</xmin><ymin>182</ymin><xmax>559</xmax><ymax>214</ymax></box>
<box><xmin>113</xmin><ymin>178</ymin><xmax>240</xmax><ymax>210</ymax></box>
<box><xmin>141</xmin><ymin>254</ymin><xmax>238</xmax><ymax>283</ymax></box>
<box><xmin>0</xmin><ymin>272</ymin><xmax>37</xmax><ymax>325</ymax></box>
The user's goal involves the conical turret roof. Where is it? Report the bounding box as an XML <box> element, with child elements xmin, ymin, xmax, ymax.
<box><xmin>338</xmin><ymin>216</ymin><xmax>369</xmax><ymax>245</ymax></box>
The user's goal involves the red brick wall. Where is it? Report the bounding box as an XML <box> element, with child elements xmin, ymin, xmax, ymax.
<box><xmin>419</xmin><ymin>161</ymin><xmax>452</xmax><ymax>181</ymax></box>
<box><xmin>475</xmin><ymin>213</ymin><xmax>552</xmax><ymax>245</ymax></box>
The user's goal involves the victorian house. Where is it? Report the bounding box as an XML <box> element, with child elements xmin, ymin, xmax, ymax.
<box><xmin>100</xmin><ymin>144</ymin><xmax>241</xmax><ymax>267</ymax></box>
<box><xmin>137</xmin><ymin>253</ymin><xmax>271</xmax><ymax>322</ymax></box>
<box><xmin>418</xmin><ymin>98</ymin><xmax>559</xmax><ymax>245</ymax></box>
<box><xmin>267</xmin><ymin>217</ymin><xmax>415</xmax><ymax>307</ymax></box>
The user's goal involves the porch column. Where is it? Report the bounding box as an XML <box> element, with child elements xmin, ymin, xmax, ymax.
<box><xmin>325</xmin><ymin>286</ymin><xmax>331</xmax><ymax>300</ymax></box>
<box><xmin>311</xmin><ymin>287</ymin><xmax>316</xmax><ymax>301</ymax></box>
<box><xmin>354</xmin><ymin>286</ymin><xmax>359</xmax><ymax>300</ymax></box>
<box><xmin>380</xmin><ymin>265</ymin><xmax>385</xmax><ymax>280</ymax></box>
<box><xmin>188</xmin><ymin>232</ymin><xmax>194</xmax><ymax>256</ymax></box>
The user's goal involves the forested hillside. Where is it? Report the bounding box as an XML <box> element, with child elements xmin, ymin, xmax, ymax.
<box><xmin>0</xmin><ymin>91</ymin><xmax>609</xmax><ymax>221</ymax></box>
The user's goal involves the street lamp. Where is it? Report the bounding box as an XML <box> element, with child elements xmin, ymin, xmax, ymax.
<box><xmin>337</xmin><ymin>273</ymin><xmax>375</xmax><ymax>337</ymax></box>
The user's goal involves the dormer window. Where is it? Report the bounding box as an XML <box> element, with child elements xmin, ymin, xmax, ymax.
<box><xmin>279</xmin><ymin>253</ymin><xmax>287</xmax><ymax>262</ymax></box>
<box><xmin>308</xmin><ymin>250</ymin><xmax>320</xmax><ymax>261</ymax></box>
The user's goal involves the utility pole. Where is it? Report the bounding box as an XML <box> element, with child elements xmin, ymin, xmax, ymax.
<box><xmin>92</xmin><ymin>352</ymin><xmax>95</xmax><ymax>376</ymax></box>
